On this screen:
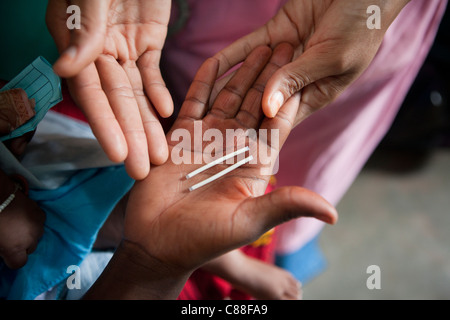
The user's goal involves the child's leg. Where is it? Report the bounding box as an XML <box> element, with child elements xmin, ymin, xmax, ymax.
<box><xmin>202</xmin><ymin>249</ymin><xmax>302</xmax><ymax>300</ymax></box>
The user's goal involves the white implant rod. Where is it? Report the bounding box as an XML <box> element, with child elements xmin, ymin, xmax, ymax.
<box><xmin>185</xmin><ymin>146</ymin><xmax>249</xmax><ymax>179</ymax></box>
<box><xmin>189</xmin><ymin>155</ymin><xmax>253</xmax><ymax>192</ymax></box>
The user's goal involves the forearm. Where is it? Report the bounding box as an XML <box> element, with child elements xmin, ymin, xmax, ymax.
<box><xmin>202</xmin><ymin>249</ymin><xmax>262</xmax><ymax>293</ymax></box>
<box><xmin>332</xmin><ymin>0</ymin><xmax>413</xmax><ymax>38</ymax></box>
<box><xmin>202</xmin><ymin>250</ymin><xmax>247</xmax><ymax>283</ymax></box>
<box><xmin>83</xmin><ymin>240</ymin><xmax>191</xmax><ymax>300</ymax></box>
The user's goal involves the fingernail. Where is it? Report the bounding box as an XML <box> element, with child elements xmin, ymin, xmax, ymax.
<box><xmin>63</xmin><ymin>46</ymin><xmax>77</xmax><ymax>59</ymax></box>
<box><xmin>269</xmin><ymin>91</ymin><xmax>284</xmax><ymax>117</ymax></box>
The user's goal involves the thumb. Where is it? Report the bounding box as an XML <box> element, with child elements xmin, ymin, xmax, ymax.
<box><xmin>262</xmin><ymin>48</ymin><xmax>342</xmax><ymax>118</ymax></box>
<box><xmin>49</xmin><ymin>0</ymin><xmax>111</xmax><ymax>78</ymax></box>
<box><xmin>241</xmin><ymin>186</ymin><xmax>338</xmax><ymax>237</ymax></box>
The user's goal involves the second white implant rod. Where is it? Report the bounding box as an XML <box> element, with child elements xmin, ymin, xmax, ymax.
<box><xmin>188</xmin><ymin>155</ymin><xmax>253</xmax><ymax>192</ymax></box>
<box><xmin>186</xmin><ymin>146</ymin><xmax>249</xmax><ymax>179</ymax></box>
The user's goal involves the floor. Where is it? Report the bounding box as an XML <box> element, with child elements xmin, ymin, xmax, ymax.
<box><xmin>303</xmin><ymin>11</ymin><xmax>450</xmax><ymax>298</ymax></box>
<box><xmin>304</xmin><ymin>147</ymin><xmax>450</xmax><ymax>300</ymax></box>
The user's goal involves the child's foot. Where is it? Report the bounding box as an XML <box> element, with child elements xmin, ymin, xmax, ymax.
<box><xmin>233</xmin><ymin>255</ymin><xmax>302</xmax><ymax>300</ymax></box>
<box><xmin>204</xmin><ymin>250</ymin><xmax>302</xmax><ymax>300</ymax></box>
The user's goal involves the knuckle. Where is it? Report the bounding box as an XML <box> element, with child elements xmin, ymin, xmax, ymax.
<box><xmin>282</xmin><ymin>68</ymin><xmax>310</xmax><ymax>96</ymax></box>
<box><xmin>223</xmin><ymin>84</ymin><xmax>245</xmax><ymax>101</ymax></box>
<box><xmin>109</xmin><ymin>86</ymin><xmax>135</xmax><ymax>99</ymax></box>
<box><xmin>312</xmin><ymin>81</ymin><xmax>344</xmax><ymax>106</ymax></box>
<box><xmin>272</xmin><ymin>110</ymin><xmax>294</xmax><ymax>129</ymax></box>
<box><xmin>252</xmin><ymin>82</ymin><xmax>266</xmax><ymax>94</ymax></box>
<box><xmin>329</xmin><ymin>51</ymin><xmax>354</xmax><ymax>74</ymax></box>
<box><xmin>236</xmin><ymin>109</ymin><xmax>259</xmax><ymax>126</ymax></box>
<box><xmin>132</xmin><ymin>88</ymin><xmax>146</xmax><ymax>98</ymax></box>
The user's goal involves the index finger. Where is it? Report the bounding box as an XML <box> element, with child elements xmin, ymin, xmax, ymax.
<box><xmin>68</xmin><ymin>63</ymin><xmax>128</xmax><ymax>164</ymax></box>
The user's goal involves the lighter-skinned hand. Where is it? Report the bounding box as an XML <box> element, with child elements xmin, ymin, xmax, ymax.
<box><xmin>46</xmin><ymin>0</ymin><xmax>173</xmax><ymax>180</ymax></box>
<box><xmin>214</xmin><ymin>0</ymin><xmax>411</xmax><ymax>125</ymax></box>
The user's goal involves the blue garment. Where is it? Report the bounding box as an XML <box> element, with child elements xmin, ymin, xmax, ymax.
<box><xmin>0</xmin><ymin>1</ymin><xmax>133</xmax><ymax>300</ymax></box>
<box><xmin>64</xmin><ymin>251</ymin><xmax>114</xmax><ymax>300</ymax></box>
<box><xmin>275</xmin><ymin>234</ymin><xmax>327</xmax><ymax>285</ymax></box>
<box><xmin>0</xmin><ymin>166</ymin><xmax>134</xmax><ymax>300</ymax></box>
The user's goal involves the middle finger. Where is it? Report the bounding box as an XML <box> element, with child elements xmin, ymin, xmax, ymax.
<box><xmin>96</xmin><ymin>54</ymin><xmax>149</xmax><ymax>180</ymax></box>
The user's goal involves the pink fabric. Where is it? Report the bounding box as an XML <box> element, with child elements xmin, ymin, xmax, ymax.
<box><xmin>275</xmin><ymin>0</ymin><xmax>447</xmax><ymax>254</ymax></box>
<box><xmin>162</xmin><ymin>0</ymin><xmax>447</xmax><ymax>254</ymax></box>
<box><xmin>162</xmin><ymin>0</ymin><xmax>286</xmax><ymax>108</ymax></box>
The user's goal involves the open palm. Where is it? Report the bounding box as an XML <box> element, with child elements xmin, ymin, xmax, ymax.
<box><xmin>46</xmin><ymin>0</ymin><xmax>172</xmax><ymax>180</ymax></box>
<box><xmin>123</xmin><ymin>44</ymin><xmax>338</xmax><ymax>273</ymax></box>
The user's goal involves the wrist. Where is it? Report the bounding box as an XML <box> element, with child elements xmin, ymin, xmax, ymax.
<box><xmin>83</xmin><ymin>239</ymin><xmax>192</xmax><ymax>300</ymax></box>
